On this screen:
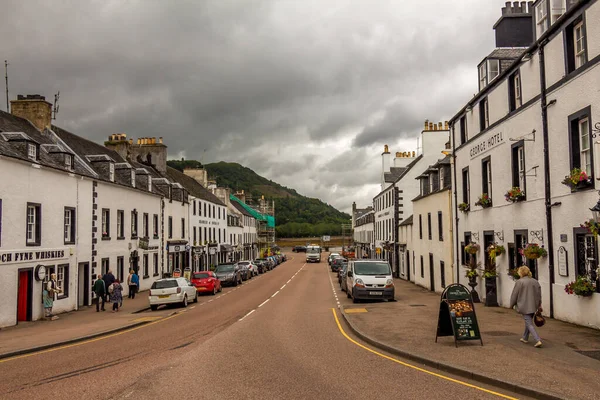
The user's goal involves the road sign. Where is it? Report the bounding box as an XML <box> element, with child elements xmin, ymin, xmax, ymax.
<box><xmin>322</xmin><ymin>235</ymin><xmax>331</xmax><ymax>242</ymax></box>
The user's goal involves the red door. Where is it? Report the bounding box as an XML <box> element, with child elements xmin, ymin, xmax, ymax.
<box><xmin>17</xmin><ymin>271</ymin><xmax>30</xmax><ymax>321</ymax></box>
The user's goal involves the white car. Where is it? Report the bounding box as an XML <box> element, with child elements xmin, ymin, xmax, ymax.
<box><xmin>149</xmin><ymin>278</ymin><xmax>198</xmax><ymax>311</ymax></box>
<box><xmin>238</xmin><ymin>260</ymin><xmax>259</xmax><ymax>276</ymax></box>
<box><xmin>346</xmin><ymin>260</ymin><xmax>395</xmax><ymax>303</ymax></box>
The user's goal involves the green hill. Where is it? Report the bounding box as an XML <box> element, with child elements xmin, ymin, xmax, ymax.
<box><xmin>166</xmin><ymin>160</ymin><xmax>351</xmax><ymax>237</ymax></box>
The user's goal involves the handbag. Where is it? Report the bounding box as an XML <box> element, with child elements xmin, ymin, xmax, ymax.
<box><xmin>534</xmin><ymin>310</ymin><xmax>545</xmax><ymax>327</ymax></box>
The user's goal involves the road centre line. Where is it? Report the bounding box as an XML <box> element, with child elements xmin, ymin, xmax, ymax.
<box><xmin>271</xmin><ymin>291</ymin><xmax>279</xmax><ymax>298</ymax></box>
<box><xmin>258</xmin><ymin>299</ymin><xmax>270</xmax><ymax>308</ymax></box>
<box><xmin>330</xmin><ymin>309</ymin><xmax>517</xmax><ymax>399</ymax></box>
<box><xmin>287</xmin><ymin>280</ymin><xmax>291</xmax><ymax>283</ymax></box>
<box><xmin>280</xmin><ymin>284</ymin><xmax>286</xmax><ymax>290</ymax></box>
<box><xmin>239</xmin><ymin>309</ymin><xmax>256</xmax><ymax>321</ymax></box>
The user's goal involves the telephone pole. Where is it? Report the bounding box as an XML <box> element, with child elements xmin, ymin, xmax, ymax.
<box><xmin>4</xmin><ymin>60</ymin><xmax>8</xmax><ymax>113</ymax></box>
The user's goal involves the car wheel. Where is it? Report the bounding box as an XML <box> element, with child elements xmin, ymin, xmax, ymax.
<box><xmin>150</xmin><ymin>305</ymin><xmax>158</xmax><ymax>311</ymax></box>
<box><xmin>212</xmin><ymin>286</ymin><xmax>217</xmax><ymax>295</ymax></box>
<box><xmin>193</xmin><ymin>292</ymin><xmax>198</xmax><ymax>303</ymax></box>
<box><xmin>352</xmin><ymin>290</ymin><xmax>359</xmax><ymax>303</ymax></box>
<box><xmin>182</xmin><ymin>295</ymin><xmax>188</xmax><ymax>308</ymax></box>
<box><xmin>233</xmin><ymin>278</ymin><xmax>238</xmax><ymax>287</ymax></box>
<box><xmin>218</xmin><ymin>284</ymin><xmax>223</xmax><ymax>292</ymax></box>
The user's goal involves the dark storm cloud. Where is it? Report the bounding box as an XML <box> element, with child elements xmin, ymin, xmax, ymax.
<box><xmin>0</xmin><ymin>0</ymin><xmax>508</xmax><ymax>211</ymax></box>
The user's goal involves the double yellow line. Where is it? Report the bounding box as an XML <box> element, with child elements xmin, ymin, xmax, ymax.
<box><xmin>331</xmin><ymin>308</ymin><xmax>518</xmax><ymax>400</ymax></box>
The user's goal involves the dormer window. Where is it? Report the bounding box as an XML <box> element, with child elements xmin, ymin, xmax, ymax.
<box><xmin>27</xmin><ymin>143</ymin><xmax>37</xmax><ymax>160</ymax></box>
<box><xmin>148</xmin><ymin>178</ymin><xmax>152</xmax><ymax>192</ymax></box>
<box><xmin>131</xmin><ymin>170</ymin><xmax>136</xmax><ymax>188</ymax></box>
<box><xmin>478</xmin><ymin>59</ymin><xmax>500</xmax><ymax>91</ymax></box>
<box><xmin>65</xmin><ymin>154</ymin><xmax>73</xmax><ymax>170</ymax></box>
<box><xmin>550</xmin><ymin>0</ymin><xmax>566</xmax><ymax>24</ymax></box>
<box><xmin>536</xmin><ymin>0</ymin><xmax>549</xmax><ymax>38</ymax></box>
<box><xmin>109</xmin><ymin>163</ymin><xmax>115</xmax><ymax>182</ymax></box>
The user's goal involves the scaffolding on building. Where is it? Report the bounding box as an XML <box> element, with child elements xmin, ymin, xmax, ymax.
<box><xmin>230</xmin><ymin>192</ymin><xmax>276</xmax><ymax>258</ymax></box>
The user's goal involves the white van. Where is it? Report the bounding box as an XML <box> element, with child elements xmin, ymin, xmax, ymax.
<box><xmin>306</xmin><ymin>245</ymin><xmax>321</xmax><ymax>263</ymax></box>
<box><xmin>346</xmin><ymin>260</ymin><xmax>395</xmax><ymax>303</ymax></box>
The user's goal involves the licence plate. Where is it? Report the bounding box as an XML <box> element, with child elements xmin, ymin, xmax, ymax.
<box><xmin>369</xmin><ymin>291</ymin><xmax>383</xmax><ymax>296</ymax></box>
<box><xmin>158</xmin><ymin>295</ymin><xmax>169</xmax><ymax>299</ymax></box>
<box><xmin>197</xmin><ymin>287</ymin><xmax>206</xmax><ymax>291</ymax></box>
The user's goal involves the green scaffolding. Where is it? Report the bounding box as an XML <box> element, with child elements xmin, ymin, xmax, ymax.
<box><xmin>230</xmin><ymin>194</ymin><xmax>275</xmax><ymax>228</ymax></box>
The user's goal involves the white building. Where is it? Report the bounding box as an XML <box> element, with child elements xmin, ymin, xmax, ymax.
<box><xmin>230</xmin><ymin>192</ymin><xmax>258</xmax><ymax>260</ymax></box>
<box><xmin>449</xmin><ymin>0</ymin><xmax>600</xmax><ymax>328</ymax></box>
<box><xmin>353</xmin><ymin>207</ymin><xmax>374</xmax><ymax>258</ymax></box>
<box><xmin>412</xmin><ymin>156</ymin><xmax>454</xmax><ymax>292</ymax></box>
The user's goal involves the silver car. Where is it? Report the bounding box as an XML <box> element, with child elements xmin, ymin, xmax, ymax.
<box><xmin>238</xmin><ymin>260</ymin><xmax>258</xmax><ymax>277</ymax></box>
<box><xmin>149</xmin><ymin>278</ymin><xmax>198</xmax><ymax>311</ymax></box>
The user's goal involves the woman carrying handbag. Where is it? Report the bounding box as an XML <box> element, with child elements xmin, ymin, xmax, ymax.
<box><xmin>509</xmin><ymin>266</ymin><xmax>543</xmax><ymax>348</ymax></box>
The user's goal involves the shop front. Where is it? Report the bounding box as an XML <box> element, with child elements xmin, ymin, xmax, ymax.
<box><xmin>167</xmin><ymin>240</ymin><xmax>189</xmax><ymax>277</ymax></box>
<box><xmin>221</xmin><ymin>244</ymin><xmax>233</xmax><ymax>263</ymax></box>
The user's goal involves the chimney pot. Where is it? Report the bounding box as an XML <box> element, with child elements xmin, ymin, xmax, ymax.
<box><xmin>444</xmin><ymin>121</ymin><xmax>449</xmax><ymax>130</ymax></box>
<box><xmin>424</xmin><ymin>120</ymin><xmax>429</xmax><ymax>129</ymax></box>
<box><xmin>159</xmin><ymin>137</ymin><xmax>163</xmax><ymax>144</ymax></box>
<box><xmin>412</xmin><ymin>151</ymin><xmax>415</xmax><ymax>157</ymax></box>
<box><xmin>136</xmin><ymin>139</ymin><xmax>141</xmax><ymax>145</ymax></box>
<box><xmin>520</xmin><ymin>1</ymin><xmax>527</xmax><ymax>12</ymax></box>
<box><xmin>438</xmin><ymin>122</ymin><xmax>442</xmax><ymax>129</ymax></box>
<box><xmin>129</xmin><ymin>138</ymin><xmax>133</xmax><ymax>145</ymax></box>
<box><xmin>429</xmin><ymin>122</ymin><xmax>433</xmax><ymax>130</ymax></box>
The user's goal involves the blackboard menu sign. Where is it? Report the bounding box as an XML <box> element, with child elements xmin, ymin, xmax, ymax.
<box><xmin>435</xmin><ymin>284</ymin><xmax>483</xmax><ymax>347</ymax></box>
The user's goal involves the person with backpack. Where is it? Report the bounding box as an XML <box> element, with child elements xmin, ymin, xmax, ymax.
<box><xmin>93</xmin><ymin>274</ymin><xmax>106</xmax><ymax>312</ymax></box>
<box><xmin>109</xmin><ymin>279</ymin><xmax>123</xmax><ymax>312</ymax></box>
<box><xmin>102</xmin><ymin>270</ymin><xmax>115</xmax><ymax>302</ymax></box>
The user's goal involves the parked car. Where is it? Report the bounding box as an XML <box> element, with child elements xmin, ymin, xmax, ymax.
<box><xmin>293</xmin><ymin>246</ymin><xmax>307</xmax><ymax>253</ymax></box>
<box><xmin>255</xmin><ymin>258</ymin><xmax>272</xmax><ymax>271</ymax></box>
<box><xmin>236</xmin><ymin>262</ymin><xmax>252</xmax><ymax>280</ymax></box>
<box><xmin>328</xmin><ymin>253</ymin><xmax>340</xmax><ymax>265</ymax></box>
<box><xmin>346</xmin><ymin>260</ymin><xmax>395</xmax><ymax>303</ymax></box>
<box><xmin>331</xmin><ymin>257</ymin><xmax>347</xmax><ymax>272</ymax></box>
<box><xmin>238</xmin><ymin>261</ymin><xmax>258</xmax><ymax>276</ymax></box>
<box><xmin>149</xmin><ymin>278</ymin><xmax>198</xmax><ymax>311</ymax></box>
<box><xmin>214</xmin><ymin>264</ymin><xmax>242</xmax><ymax>286</ymax></box>
<box><xmin>254</xmin><ymin>259</ymin><xmax>267</xmax><ymax>273</ymax></box>
<box><xmin>268</xmin><ymin>256</ymin><xmax>278</xmax><ymax>267</ymax></box>
<box><xmin>280</xmin><ymin>253</ymin><xmax>287</xmax><ymax>262</ymax></box>
<box><xmin>190</xmin><ymin>271</ymin><xmax>222</xmax><ymax>295</ymax></box>
<box><xmin>339</xmin><ymin>265</ymin><xmax>349</xmax><ymax>292</ymax></box>
<box><xmin>338</xmin><ymin>264</ymin><xmax>347</xmax><ymax>284</ymax></box>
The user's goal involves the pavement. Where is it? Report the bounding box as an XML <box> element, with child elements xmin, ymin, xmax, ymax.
<box><xmin>0</xmin><ymin>255</ymin><xmax>529</xmax><ymax>400</ymax></box>
<box><xmin>338</xmin><ymin>277</ymin><xmax>600</xmax><ymax>400</ymax></box>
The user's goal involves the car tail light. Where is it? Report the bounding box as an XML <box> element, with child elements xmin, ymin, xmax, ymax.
<box><xmin>177</xmin><ymin>287</ymin><xmax>182</xmax><ymax>294</ymax></box>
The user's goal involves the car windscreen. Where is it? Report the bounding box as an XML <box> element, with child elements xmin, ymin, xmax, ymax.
<box><xmin>238</xmin><ymin>262</ymin><xmax>249</xmax><ymax>266</ymax></box>
<box><xmin>215</xmin><ymin>265</ymin><xmax>234</xmax><ymax>272</ymax></box>
<box><xmin>152</xmin><ymin>280</ymin><xmax>178</xmax><ymax>289</ymax></box>
<box><xmin>193</xmin><ymin>273</ymin><xmax>210</xmax><ymax>279</ymax></box>
<box><xmin>353</xmin><ymin>262</ymin><xmax>391</xmax><ymax>276</ymax></box>
<box><xmin>307</xmin><ymin>248</ymin><xmax>320</xmax><ymax>254</ymax></box>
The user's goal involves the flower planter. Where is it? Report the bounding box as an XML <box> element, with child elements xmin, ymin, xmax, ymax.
<box><xmin>575</xmin><ymin>179</ymin><xmax>593</xmax><ymax>191</ymax></box>
<box><xmin>484</xmin><ymin>276</ymin><xmax>499</xmax><ymax>307</ymax></box>
<box><xmin>578</xmin><ymin>290</ymin><xmax>594</xmax><ymax>297</ymax></box>
<box><xmin>468</xmin><ymin>275</ymin><xmax>480</xmax><ymax>303</ymax></box>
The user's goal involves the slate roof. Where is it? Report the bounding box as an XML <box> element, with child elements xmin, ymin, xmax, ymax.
<box><xmin>165</xmin><ymin>167</ymin><xmax>225</xmax><ymax>206</ymax></box>
<box><xmin>399</xmin><ymin>215</ymin><xmax>413</xmax><ymax>227</ymax></box>
<box><xmin>384</xmin><ymin>167</ymin><xmax>407</xmax><ymax>183</ymax></box>
<box><xmin>353</xmin><ymin>206</ymin><xmax>373</xmax><ymax>220</ymax></box>
<box><xmin>482</xmin><ymin>48</ymin><xmax>527</xmax><ymax>82</ymax></box>
<box><xmin>393</xmin><ymin>155</ymin><xmax>423</xmax><ymax>184</ymax></box>
<box><xmin>0</xmin><ymin>110</ymin><xmax>92</xmax><ymax>177</ymax></box>
<box><xmin>231</xmin><ymin>199</ymin><xmax>253</xmax><ymax>217</ymax></box>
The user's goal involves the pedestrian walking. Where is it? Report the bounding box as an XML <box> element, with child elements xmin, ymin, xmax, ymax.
<box><xmin>43</xmin><ymin>273</ymin><xmax>62</xmax><ymax>320</ymax></box>
<box><xmin>93</xmin><ymin>274</ymin><xmax>106</xmax><ymax>312</ymax></box>
<box><xmin>510</xmin><ymin>266</ymin><xmax>543</xmax><ymax>348</ymax></box>
<box><xmin>109</xmin><ymin>279</ymin><xmax>123</xmax><ymax>312</ymax></box>
<box><xmin>127</xmin><ymin>269</ymin><xmax>139</xmax><ymax>299</ymax></box>
<box><xmin>103</xmin><ymin>270</ymin><xmax>115</xmax><ymax>303</ymax></box>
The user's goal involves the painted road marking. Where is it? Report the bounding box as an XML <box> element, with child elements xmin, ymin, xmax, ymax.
<box><xmin>287</xmin><ymin>280</ymin><xmax>291</xmax><ymax>283</ymax></box>
<box><xmin>330</xmin><ymin>309</ymin><xmax>517</xmax><ymax>399</ymax></box>
<box><xmin>190</xmin><ymin>306</ymin><xmax>196</xmax><ymax>309</ymax></box>
<box><xmin>258</xmin><ymin>299</ymin><xmax>270</xmax><ymax>308</ymax></box>
<box><xmin>280</xmin><ymin>284</ymin><xmax>286</xmax><ymax>290</ymax></box>
<box><xmin>0</xmin><ymin>311</ymin><xmax>184</xmax><ymax>364</ymax></box>
<box><xmin>271</xmin><ymin>290</ymin><xmax>280</xmax><ymax>298</ymax></box>
<box><xmin>239</xmin><ymin>309</ymin><xmax>255</xmax><ymax>321</ymax></box>
<box><xmin>344</xmin><ymin>308</ymin><xmax>368</xmax><ymax>314</ymax></box>
<box><xmin>132</xmin><ymin>316</ymin><xmax>162</xmax><ymax>323</ymax></box>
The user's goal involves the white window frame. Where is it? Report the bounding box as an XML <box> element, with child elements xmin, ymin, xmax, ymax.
<box><xmin>109</xmin><ymin>163</ymin><xmax>115</xmax><ymax>182</ymax></box>
<box><xmin>579</xmin><ymin>117</ymin><xmax>591</xmax><ymax>174</ymax></box>
<box><xmin>488</xmin><ymin>59</ymin><xmax>500</xmax><ymax>82</ymax></box>
<box><xmin>117</xmin><ymin>210</ymin><xmax>123</xmax><ymax>238</ymax></box>
<box><xmin>27</xmin><ymin>144</ymin><xmax>36</xmax><ymax>160</ymax></box>
<box><xmin>574</xmin><ymin>21</ymin><xmax>585</xmax><ymax>69</ymax></box>
<box><xmin>550</xmin><ymin>0</ymin><xmax>566</xmax><ymax>24</ymax></box>
<box><xmin>148</xmin><ymin>178</ymin><xmax>152</xmax><ymax>192</ymax></box>
<box><xmin>65</xmin><ymin>155</ymin><xmax>72</xmax><ymax>169</ymax></box>
<box><xmin>57</xmin><ymin>265</ymin><xmax>66</xmax><ymax>295</ymax></box>
<box><xmin>64</xmin><ymin>209</ymin><xmax>72</xmax><ymax>242</ymax></box>
<box><xmin>518</xmin><ymin>146</ymin><xmax>526</xmax><ymax>189</ymax></box>
<box><xmin>514</xmin><ymin>73</ymin><xmax>522</xmax><ymax>108</ymax></box>
<box><xmin>478</xmin><ymin>63</ymin><xmax>487</xmax><ymax>90</ymax></box>
<box><xmin>102</xmin><ymin>209</ymin><xmax>109</xmax><ymax>237</ymax></box>
<box><xmin>486</xmin><ymin>161</ymin><xmax>493</xmax><ymax>199</ymax></box>
<box><xmin>536</xmin><ymin>1</ymin><xmax>548</xmax><ymax>37</ymax></box>
<box><xmin>27</xmin><ymin>205</ymin><xmax>37</xmax><ymax>243</ymax></box>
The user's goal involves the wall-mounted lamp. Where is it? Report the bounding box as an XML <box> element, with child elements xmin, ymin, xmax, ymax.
<box><xmin>547</xmin><ymin>99</ymin><xmax>557</xmax><ymax>107</ymax></box>
<box><xmin>521</xmin><ymin>53</ymin><xmax>531</xmax><ymax>62</ymax></box>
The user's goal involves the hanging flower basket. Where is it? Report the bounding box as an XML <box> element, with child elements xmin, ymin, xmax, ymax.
<box><xmin>520</xmin><ymin>243</ymin><xmax>547</xmax><ymax>260</ymax></box>
<box><xmin>504</xmin><ymin>187</ymin><xmax>525</xmax><ymax>203</ymax></box>
<box><xmin>561</xmin><ymin>168</ymin><xmax>591</xmax><ymax>190</ymax></box>
<box><xmin>475</xmin><ymin>193</ymin><xmax>492</xmax><ymax>208</ymax></box>
<box><xmin>565</xmin><ymin>276</ymin><xmax>596</xmax><ymax>297</ymax></box>
<box><xmin>465</xmin><ymin>242</ymin><xmax>480</xmax><ymax>254</ymax></box>
<box><xmin>487</xmin><ymin>243</ymin><xmax>505</xmax><ymax>264</ymax></box>
<box><xmin>581</xmin><ymin>219</ymin><xmax>600</xmax><ymax>237</ymax></box>
<box><xmin>458</xmin><ymin>202</ymin><xmax>470</xmax><ymax>213</ymax></box>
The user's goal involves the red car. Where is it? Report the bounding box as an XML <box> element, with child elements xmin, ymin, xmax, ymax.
<box><xmin>190</xmin><ymin>271</ymin><xmax>222</xmax><ymax>295</ymax></box>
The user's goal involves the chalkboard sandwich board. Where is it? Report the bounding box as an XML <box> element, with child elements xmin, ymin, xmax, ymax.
<box><xmin>435</xmin><ymin>283</ymin><xmax>483</xmax><ymax>347</ymax></box>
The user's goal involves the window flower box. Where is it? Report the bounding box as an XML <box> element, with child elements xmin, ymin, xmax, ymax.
<box><xmin>562</xmin><ymin>168</ymin><xmax>592</xmax><ymax>191</ymax></box>
<box><xmin>504</xmin><ymin>187</ymin><xmax>525</xmax><ymax>203</ymax></box>
<box><xmin>487</xmin><ymin>243</ymin><xmax>505</xmax><ymax>264</ymax></box>
<box><xmin>475</xmin><ymin>193</ymin><xmax>492</xmax><ymax>208</ymax></box>
<box><xmin>581</xmin><ymin>219</ymin><xmax>600</xmax><ymax>237</ymax></box>
<box><xmin>565</xmin><ymin>276</ymin><xmax>596</xmax><ymax>297</ymax></box>
<box><xmin>458</xmin><ymin>202</ymin><xmax>470</xmax><ymax>213</ymax></box>
<box><xmin>520</xmin><ymin>243</ymin><xmax>547</xmax><ymax>260</ymax></box>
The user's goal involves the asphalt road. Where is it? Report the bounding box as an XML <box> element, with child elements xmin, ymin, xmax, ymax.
<box><xmin>0</xmin><ymin>254</ymin><xmax>528</xmax><ymax>399</ymax></box>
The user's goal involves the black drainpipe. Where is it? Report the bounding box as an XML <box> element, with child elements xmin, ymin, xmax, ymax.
<box><xmin>538</xmin><ymin>42</ymin><xmax>556</xmax><ymax>319</ymax></box>
<box><xmin>451</xmin><ymin>124</ymin><xmax>461</xmax><ymax>285</ymax></box>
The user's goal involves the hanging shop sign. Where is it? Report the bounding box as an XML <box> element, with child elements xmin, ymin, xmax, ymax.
<box><xmin>0</xmin><ymin>248</ymin><xmax>68</xmax><ymax>265</ymax></box>
<box><xmin>435</xmin><ymin>283</ymin><xmax>483</xmax><ymax>347</ymax></box>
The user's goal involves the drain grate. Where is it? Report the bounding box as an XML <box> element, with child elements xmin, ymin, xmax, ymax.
<box><xmin>576</xmin><ymin>350</ymin><xmax>600</xmax><ymax>361</ymax></box>
<box><xmin>409</xmin><ymin>304</ymin><xmax>426</xmax><ymax>307</ymax></box>
<box><xmin>482</xmin><ymin>331</ymin><xmax>515</xmax><ymax>337</ymax></box>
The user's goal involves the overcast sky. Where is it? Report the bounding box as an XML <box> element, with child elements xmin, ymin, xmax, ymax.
<box><xmin>1</xmin><ymin>0</ymin><xmax>508</xmax><ymax>213</ymax></box>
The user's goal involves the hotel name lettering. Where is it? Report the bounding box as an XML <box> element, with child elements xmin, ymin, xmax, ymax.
<box><xmin>469</xmin><ymin>132</ymin><xmax>504</xmax><ymax>159</ymax></box>
<box><xmin>1</xmin><ymin>249</ymin><xmax>68</xmax><ymax>265</ymax></box>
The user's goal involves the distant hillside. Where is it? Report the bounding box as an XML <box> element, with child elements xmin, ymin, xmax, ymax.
<box><xmin>166</xmin><ymin>160</ymin><xmax>351</xmax><ymax>237</ymax></box>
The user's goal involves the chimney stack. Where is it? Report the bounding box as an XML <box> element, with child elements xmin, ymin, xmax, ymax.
<box><xmin>495</xmin><ymin>0</ymin><xmax>533</xmax><ymax>47</ymax></box>
<box><xmin>10</xmin><ymin>94</ymin><xmax>53</xmax><ymax>131</ymax></box>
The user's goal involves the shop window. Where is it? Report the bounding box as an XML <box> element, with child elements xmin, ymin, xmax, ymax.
<box><xmin>64</xmin><ymin>207</ymin><xmax>76</xmax><ymax>245</ymax></box>
<box><xmin>57</xmin><ymin>264</ymin><xmax>69</xmax><ymax>299</ymax></box>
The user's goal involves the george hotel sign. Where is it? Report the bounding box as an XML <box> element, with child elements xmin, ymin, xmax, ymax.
<box><xmin>1</xmin><ymin>248</ymin><xmax>68</xmax><ymax>265</ymax></box>
<box><xmin>469</xmin><ymin>132</ymin><xmax>505</xmax><ymax>159</ymax></box>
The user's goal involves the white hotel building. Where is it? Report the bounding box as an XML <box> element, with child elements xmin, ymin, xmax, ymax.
<box><xmin>449</xmin><ymin>0</ymin><xmax>600</xmax><ymax>328</ymax></box>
